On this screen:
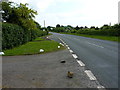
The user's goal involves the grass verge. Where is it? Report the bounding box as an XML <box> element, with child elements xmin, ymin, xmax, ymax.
<box><xmin>3</xmin><ymin>36</ymin><xmax>64</xmax><ymax>56</ymax></box>
<box><xmin>61</xmin><ymin>33</ymin><xmax>119</xmax><ymax>42</ymax></box>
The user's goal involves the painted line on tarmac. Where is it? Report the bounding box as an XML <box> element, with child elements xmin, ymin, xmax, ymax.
<box><xmin>67</xmin><ymin>47</ymin><xmax>70</xmax><ymax>50</ymax></box>
<box><xmin>59</xmin><ymin>43</ymin><xmax>64</xmax><ymax>46</ymax></box>
<box><xmin>97</xmin><ymin>85</ymin><xmax>105</xmax><ymax>89</ymax></box>
<box><xmin>87</xmin><ymin>42</ymin><xmax>104</xmax><ymax>48</ymax></box>
<box><xmin>58</xmin><ymin>37</ymin><xmax>105</xmax><ymax>89</ymax></box>
<box><xmin>69</xmin><ymin>50</ymin><xmax>73</xmax><ymax>53</ymax></box>
<box><xmin>58</xmin><ymin>38</ymin><xmax>66</xmax><ymax>45</ymax></box>
<box><xmin>84</xmin><ymin>70</ymin><xmax>97</xmax><ymax>80</ymax></box>
<box><xmin>72</xmin><ymin>54</ymin><xmax>78</xmax><ymax>59</ymax></box>
<box><xmin>66</xmin><ymin>45</ymin><xmax>68</xmax><ymax>47</ymax></box>
<box><xmin>77</xmin><ymin>60</ymin><xmax>85</xmax><ymax>67</ymax></box>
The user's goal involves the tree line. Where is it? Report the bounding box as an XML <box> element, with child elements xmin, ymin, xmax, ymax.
<box><xmin>1</xmin><ymin>1</ymin><xmax>48</xmax><ymax>50</ymax></box>
<box><xmin>47</xmin><ymin>23</ymin><xmax>120</xmax><ymax>36</ymax></box>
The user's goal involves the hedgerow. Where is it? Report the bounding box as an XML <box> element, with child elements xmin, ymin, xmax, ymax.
<box><xmin>2</xmin><ymin>23</ymin><xmax>47</xmax><ymax>50</ymax></box>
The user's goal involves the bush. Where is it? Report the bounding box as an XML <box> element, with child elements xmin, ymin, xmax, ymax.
<box><xmin>53</xmin><ymin>27</ymin><xmax>64</xmax><ymax>33</ymax></box>
<box><xmin>77</xmin><ymin>28</ymin><xmax>119</xmax><ymax>36</ymax></box>
<box><xmin>2</xmin><ymin>23</ymin><xmax>48</xmax><ymax>50</ymax></box>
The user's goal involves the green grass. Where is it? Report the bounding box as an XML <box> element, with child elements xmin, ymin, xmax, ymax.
<box><xmin>34</xmin><ymin>37</ymin><xmax>44</xmax><ymax>41</ymax></box>
<box><xmin>3</xmin><ymin>37</ymin><xmax>64</xmax><ymax>56</ymax></box>
<box><xmin>61</xmin><ymin>33</ymin><xmax>119</xmax><ymax>42</ymax></box>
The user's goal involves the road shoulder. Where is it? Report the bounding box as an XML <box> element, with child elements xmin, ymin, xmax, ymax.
<box><xmin>3</xmin><ymin>49</ymin><xmax>101</xmax><ymax>88</ymax></box>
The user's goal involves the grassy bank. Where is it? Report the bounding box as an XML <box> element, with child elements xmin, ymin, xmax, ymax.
<box><xmin>3</xmin><ymin>36</ymin><xmax>64</xmax><ymax>56</ymax></box>
<box><xmin>61</xmin><ymin>33</ymin><xmax>119</xmax><ymax>42</ymax></box>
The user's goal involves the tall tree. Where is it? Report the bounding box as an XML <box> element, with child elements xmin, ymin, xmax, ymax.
<box><xmin>56</xmin><ymin>24</ymin><xmax>60</xmax><ymax>28</ymax></box>
<box><xmin>1</xmin><ymin>2</ymin><xmax>38</xmax><ymax>30</ymax></box>
<box><xmin>75</xmin><ymin>25</ymin><xmax>79</xmax><ymax>30</ymax></box>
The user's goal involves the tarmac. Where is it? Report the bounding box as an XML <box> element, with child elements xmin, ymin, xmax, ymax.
<box><xmin>2</xmin><ymin>49</ymin><xmax>102</xmax><ymax>88</ymax></box>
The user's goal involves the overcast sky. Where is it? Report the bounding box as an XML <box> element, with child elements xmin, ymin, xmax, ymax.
<box><xmin>10</xmin><ymin>0</ymin><xmax>119</xmax><ymax>27</ymax></box>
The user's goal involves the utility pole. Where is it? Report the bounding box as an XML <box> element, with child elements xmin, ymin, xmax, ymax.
<box><xmin>109</xmin><ymin>22</ymin><xmax>111</xmax><ymax>26</ymax></box>
<box><xmin>44</xmin><ymin>20</ymin><xmax>48</xmax><ymax>34</ymax></box>
<box><xmin>44</xmin><ymin>20</ymin><xmax>45</xmax><ymax>28</ymax></box>
<box><xmin>43</xmin><ymin>20</ymin><xmax>45</xmax><ymax>31</ymax></box>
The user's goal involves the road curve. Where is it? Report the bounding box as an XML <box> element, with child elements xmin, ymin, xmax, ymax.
<box><xmin>49</xmin><ymin>32</ymin><xmax>118</xmax><ymax>88</ymax></box>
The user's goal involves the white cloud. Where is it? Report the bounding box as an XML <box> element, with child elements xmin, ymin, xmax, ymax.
<box><xmin>9</xmin><ymin>0</ymin><xmax>29</xmax><ymax>4</ymax></box>
<box><xmin>9</xmin><ymin>0</ymin><xmax>119</xmax><ymax>27</ymax></box>
<box><xmin>36</xmin><ymin>0</ymin><xmax>54</xmax><ymax>12</ymax></box>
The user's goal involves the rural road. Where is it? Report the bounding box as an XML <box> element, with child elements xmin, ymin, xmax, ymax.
<box><xmin>49</xmin><ymin>32</ymin><xmax>119</xmax><ymax>88</ymax></box>
<box><xmin>3</xmin><ymin>49</ymin><xmax>102</xmax><ymax>88</ymax></box>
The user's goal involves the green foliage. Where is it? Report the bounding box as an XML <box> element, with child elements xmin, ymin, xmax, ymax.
<box><xmin>1</xmin><ymin>1</ymin><xmax>48</xmax><ymax>50</ymax></box>
<box><xmin>1</xmin><ymin>1</ymin><xmax>38</xmax><ymax>30</ymax></box>
<box><xmin>1</xmin><ymin>2</ymin><xmax>12</xmax><ymax>22</ymax></box>
<box><xmin>53</xmin><ymin>27</ymin><xmax>65</xmax><ymax>33</ymax></box>
<box><xmin>2</xmin><ymin>23</ymin><xmax>47</xmax><ymax>50</ymax></box>
<box><xmin>2</xmin><ymin>23</ymin><xmax>24</xmax><ymax>50</ymax></box>
<box><xmin>61</xmin><ymin>33</ymin><xmax>118</xmax><ymax>42</ymax></box>
<box><xmin>75</xmin><ymin>26</ymin><xmax>80</xmax><ymax>30</ymax></box>
<box><xmin>77</xmin><ymin>27</ymin><xmax>119</xmax><ymax>36</ymax></box>
<box><xmin>47</xmin><ymin>26</ymin><xmax>52</xmax><ymax>31</ymax></box>
<box><xmin>3</xmin><ymin>38</ymin><xmax>64</xmax><ymax>56</ymax></box>
<box><xmin>34</xmin><ymin>21</ymin><xmax>41</xmax><ymax>29</ymax></box>
<box><xmin>51</xmin><ymin>24</ymin><xmax>119</xmax><ymax>37</ymax></box>
<box><xmin>56</xmin><ymin>24</ymin><xmax>60</xmax><ymax>28</ymax></box>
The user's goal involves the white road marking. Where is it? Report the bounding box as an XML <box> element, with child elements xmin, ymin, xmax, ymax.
<box><xmin>72</xmin><ymin>54</ymin><xmax>78</xmax><ymax>59</ymax></box>
<box><xmin>66</xmin><ymin>45</ymin><xmax>68</xmax><ymax>47</ymax></box>
<box><xmin>58</xmin><ymin>38</ymin><xmax>64</xmax><ymax>42</ymax></box>
<box><xmin>69</xmin><ymin>50</ymin><xmax>73</xmax><ymax>53</ymax></box>
<box><xmin>64</xmin><ymin>43</ymin><xmax>66</xmax><ymax>45</ymax></box>
<box><xmin>97</xmin><ymin>85</ymin><xmax>105</xmax><ymax>88</ymax></box>
<box><xmin>59</xmin><ymin>43</ymin><xmax>64</xmax><ymax>46</ymax></box>
<box><xmin>87</xmin><ymin>42</ymin><xmax>104</xmax><ymax>48</ymax></box>
<box><xmin>67</xmin><ymin>47</ymin><xmax>70</xmax><ymax>50</ymax></box>
<box><xmin>58</xmin><ymin>38</ymin><xmax>66</xmax><ymax>45</ymax></box>
<box><xmin>85</xmin><ymin>70</ymin><xmax>97</xmax><ymax>80</ymax></box>
<box><xmin>77</xmin><ymin>60</ymin><xmax>85</xmax><ymax>66</ymax></box>
<box><xmin>58</xmin><ymin>37</ymin><xmax>104</xmax><ymax>88</ymax></box>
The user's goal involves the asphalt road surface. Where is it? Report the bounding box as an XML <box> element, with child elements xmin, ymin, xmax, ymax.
<box><xmin>49</xmin><ymin>32</ymin><xmax>118</xmax><ymax>88</ymax></box>
<box><xmin>3</xmin><ymin>49</ymin><xmax>101</xmax><ymax>88</ymax></box>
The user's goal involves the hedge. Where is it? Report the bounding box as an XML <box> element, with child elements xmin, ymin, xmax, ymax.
<box><xmin>76</xmin><ymin>28</ymin><xmax>119</xmax><ymax>36</ymax></box>
<box><xmin>2</xmin><ymin>23</ymin><xmax>47</xmax><ymax>50</ymax></box>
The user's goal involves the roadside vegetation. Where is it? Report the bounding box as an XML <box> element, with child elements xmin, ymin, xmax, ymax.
<box><xmin>61</xmin><ymin>33</ymin><xmax>119</xmax><ymax>42</ymax></box>
<box><xmin>47</xmin><ymin>24</ymin><xmax>120</xmax><ymax>42</ymax></box>
<box><xmin>3</xmin><ymin>36</ymin><xmax>64</xmax><ymax>56</ymax></box>
<box><xmin>1</xmin><ymin>1</ymin><xmax>48</xmax><ymax>51</ymax></box>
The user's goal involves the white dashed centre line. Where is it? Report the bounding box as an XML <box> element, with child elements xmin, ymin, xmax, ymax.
<box><xmin>69</xmin><ymin>50</ymin><xmax>73</xmax><ymax>53</ymax></box>
<box><xmin>67</xmin><ymin>47</ymin><xmax>70</xmax><ymax>49</ymax></box>
<box><xmin>87</xmin><ymin>42</ymin><xmax>104</xmax><ymax>48</ymax></box>
<box><xmin>97</xmin><ymin>85</ymin><xmax>105</xmax><ymax>88</ymax></box>
<box><xmin>66</xmin><ymin>45</ymin><xmax>68</xmax><ymax>47</ymax></box>
<box><xmin>72</xmin><ymin>54</ymin><xmax>78</xmax><ymax>59</ymax></box>
<box><xmin>58</xmin><ymin>37</ymin><xmax>105</xmax><ymax>88</ymax></box>
<box><xmin>77</xmin><ymin>60</ymin><xmax>85</xmax><ymax>66</ymax></box>
<box><xmin>84</xmin><ymin>70</ymin><xmax>97</xmax><ymax>80</ymax></box>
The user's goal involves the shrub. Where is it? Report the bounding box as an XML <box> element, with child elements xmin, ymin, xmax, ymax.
<box><xmin>53</xmin><ymin>27</ymin><xmax>64</xmax><ymax>33</ymax></box>
<box><xmin>2</xmin><ymin>23</ymin><xmax>48</xmax><ymax>50</ymax></box>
